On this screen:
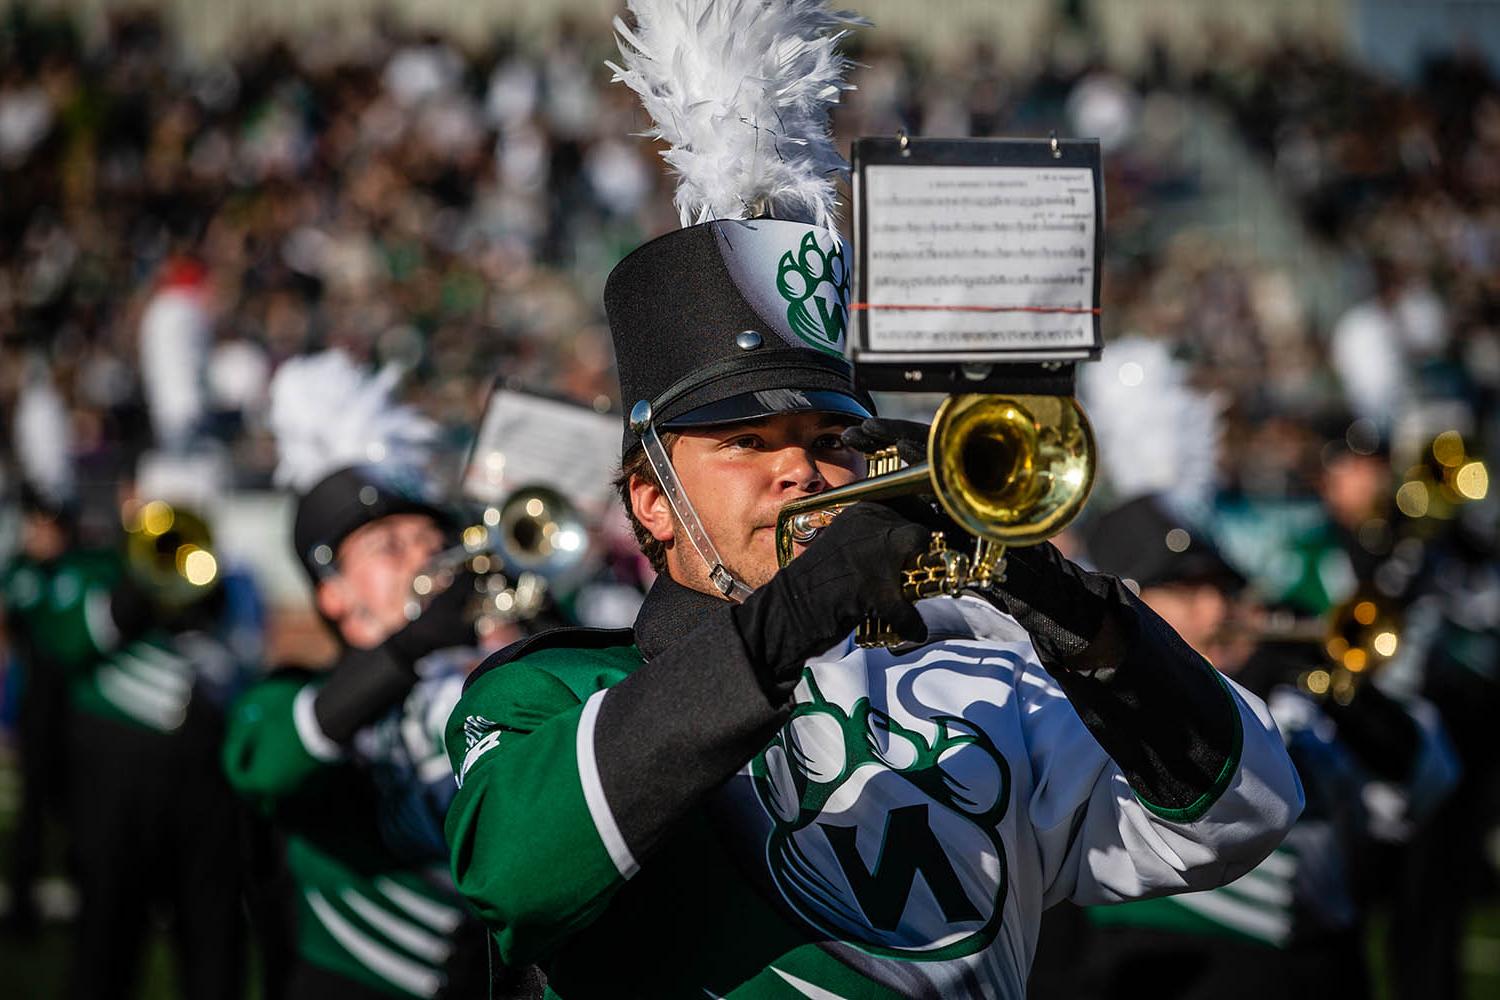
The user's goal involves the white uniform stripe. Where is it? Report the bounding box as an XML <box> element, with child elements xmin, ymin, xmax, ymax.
<box><xmin>96</xmin><ymin>669</ymin><xmax>184</xmax><ymax>730</ymax></box>
<box><xmin>83</xmin><ymin>589</ymin><xmax>120</xmax><ymax>653</ymax></box>
<box><xmin>576</xmin><ymin>689</ymin><xmax>638</xmax><ymax>879</ymax></box>
<box><xmin>305</xmin><ymin>890</ymin><xmax>440</xmax><ymax>998</ymax></box>
<box><xmin>293</xmin><ymin>685</ymin><xmax>344</xmax><ymax>762</ymax></box>
<box><xmin>374</xmin><ymin>878</ymin><xmax>464</xmax><ymax>934</ymax></box>
<box><xmin>1170</xmin><ymin>889</ymin><xmax>1292</xmax><ymax>945</ymax></box>
<box><xmin>128</xmin><ymin>643</ymin><xmax>192</xmax><ymax>674</ymax></box>
<box><xmin>1223</xmin><ymin>868</ymin><xmax>1294</xmax><ymax>907</ymax></box>
<box><xmin>339</xmin><ymin>889</ymin><xmax>453</xmax><ymax>965</ymax></box>
<box><xmin>1255</xmin><ymin>849</ymin><xmax>1297</xmax><ymax>879</ymax></box>
<box><xmin>770</xmin><ymin>967</ymin><xmax>854</xmax><ymax>999</ymax></box>
<box><xmin>115</xmin><ymin>651</ymin><xmax>191</xmax><ymax>694</ymax></box>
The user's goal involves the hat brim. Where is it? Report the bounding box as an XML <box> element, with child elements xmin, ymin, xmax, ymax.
<box><xmin>663</xmin><ymin>389</ymin><xmax>871</xmax><ymax>430</ymax></box>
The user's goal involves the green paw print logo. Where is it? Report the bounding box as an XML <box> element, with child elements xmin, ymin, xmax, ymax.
<box><xmin>777</xmin><ymin>231</ymin><xmax>850</xmax><ymax>357</ymax></box>
<box><xmin>751</xmin><ymin>675</ymin><xmax>1009</xmax><ymax>960</ymax></box>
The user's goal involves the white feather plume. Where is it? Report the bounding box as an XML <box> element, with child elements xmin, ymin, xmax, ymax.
<box><xmin>1079</xmin><ymin>337</ymin><xmax>1224</xmax><ymax>519</ymax></box>
<box><xmin>607</xmin><ymin>0</ymin><xmax>866</xmax><ymax>230</ymax></box>
<box><xmin>268</xmin><ymin>350</ymin><xmax>439</xmax><ymax>494</ymax></box>
<box><xmin>140</xmin><ymin>283</ymin><xmax>211</xmax><ymax>450</ymax></box>
<box><xmin>14</xmin><ymin>356</ymin><xmax>75</xmax><ymax>505</ymax></box>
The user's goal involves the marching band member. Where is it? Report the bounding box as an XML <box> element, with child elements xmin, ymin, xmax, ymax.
<box><xmin>441</xmin><ymin>4</ymin><xmax>1303</xmax><ymax>996</ymax></box>
<box><xmin>222</xmin><ymin>351</ymin><xmax>541</xmax><ymax>1000</ymax></box>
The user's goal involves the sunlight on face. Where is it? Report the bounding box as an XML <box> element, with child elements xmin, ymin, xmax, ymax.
<box><xmin>650</xmin><ymin>411</ymin><xmax>865</xmax><ymax>594</ymax></box>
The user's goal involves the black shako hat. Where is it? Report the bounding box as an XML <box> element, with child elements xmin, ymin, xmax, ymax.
<box><xmin>1085</xmin><ymin>494</ymin><xmax>1245</xmax><ymax>592</ymax></box>
<box><xmin>292</xmin><ymin>465</ymin><xmax>456</xmax><ymax>582</ymax></box>
<box><xmin>606</xmin><ymin>217</ymin><xmax>873</xmax><ymax>453</ymax></box>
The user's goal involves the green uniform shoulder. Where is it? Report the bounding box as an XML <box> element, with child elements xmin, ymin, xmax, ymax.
<box><xmin>445</xmin><ymin>629</ymin><xmax>640</xmax><ymax>782</ymax></box>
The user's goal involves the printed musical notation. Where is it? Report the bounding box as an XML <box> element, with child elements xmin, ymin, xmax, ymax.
<box><xmin>861</xmin><ymin>164</ymin><xmax>1097</xmax><ymax>354</ymax></box>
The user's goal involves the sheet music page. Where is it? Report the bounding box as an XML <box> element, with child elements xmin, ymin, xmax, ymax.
<box><xmin>463</xmin><ymin>393</ymin><xmax>620</xmax><ymax>513</ymax></box>
<box><xmin>862</xmin><ymin>164</ymin><xmax>1097</xmax><ymax>354</ymax></box>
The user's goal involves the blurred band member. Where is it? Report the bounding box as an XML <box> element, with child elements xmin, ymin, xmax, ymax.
<box><xmin>1068</xmin><ymin>495</ymin><xmax>1455</xmax><ymax>1000</ymax></box>
<box><xmin>223</xmin><ymin>351</ymin><xmax>542</xmax><ymax>1000</ymax></box>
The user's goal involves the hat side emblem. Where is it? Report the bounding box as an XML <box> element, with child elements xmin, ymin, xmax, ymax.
<box><xmin>777</xmin><ymin>230</ymin><xmax>849</xmax><ymax>358</ymax></box>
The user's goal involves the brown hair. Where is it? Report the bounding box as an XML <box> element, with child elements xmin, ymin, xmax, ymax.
<box><xmin>613</xmin><ymin>432</ymin><xmax>680</xmax><ymax>575</ymax></box>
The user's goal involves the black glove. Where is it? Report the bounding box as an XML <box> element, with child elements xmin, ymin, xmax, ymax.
<box><xmin>843</xmin><ymin>414</ymin><xmax>1123</xmax><ymax>670</ymax></box>
<box><xmin>842</xmin><ymin>416</ymin><xmax>931</xmax><ymax>466</ymax></box>
<box><xmin>314</xmin><ymin>572</ymin><xmax>479</xmax><ymax>745</ymax></box>
<box><xmin>731</xmin><ymin>503</ymin><xmax>931</xmax><ymax>689</ymax></box>
<box><xmin>386</xmin><ymin>570</ymin><xmax>480</xmax><ymax>663</ymax></box>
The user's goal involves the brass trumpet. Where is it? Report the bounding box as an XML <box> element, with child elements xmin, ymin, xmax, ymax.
<box><xmin>775</xmin><ymin>394</ymin><xmax>1096</xmax><ymax>646</ymax></box>
<box><xmin>407</xmin><ymin>485</ymin><xmax>590</xmax><ymax>640</ymax></box>
<box><xmin>1299</xmin><ymin>590</ymin><xmax>1402</xmax><ymax>705</ymax></box>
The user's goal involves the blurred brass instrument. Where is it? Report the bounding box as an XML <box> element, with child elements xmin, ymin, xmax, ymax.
<box><xmin>1394</xmin><ymin>429</ymin><xmax>1489</xmax><ymax>524</ymax></box>
<box><xmin>1299</xmin><ymin>590</ymin><xmax>1403</xmax><ymax>705</ymax></box>
<box><xmin>407</xmin><ymin>485</ymin><xmax>589</xmax><ymax>640</ymax></box>
<box><xmin>775</xmin><ymin>394</ymin><xmax>1096</xmax><ymax>647</ymax></box>
<box><xmin>123</xmin><ymin>499</ymin><xmax>219</xmax><ymax>608</ymax></box>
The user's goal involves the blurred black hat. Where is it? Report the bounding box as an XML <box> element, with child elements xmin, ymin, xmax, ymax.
<box><xmin>606</xmin><ymin>218</ymin><xmax>872</xmax><ymax>453</ymax></box>
<box><xmin>292</xmin><ymin>465</ymin><xmax>457</xmax><ymax>582</ymax></box>
<box><xmin>1085</xmin><ymin>494</ymin><xmax>1245</xmax><ymax>592</ymax></box>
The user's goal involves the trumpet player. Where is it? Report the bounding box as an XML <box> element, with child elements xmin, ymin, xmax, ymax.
<box><xmin>222</xmin><ymin>351</ymin><xmax>542</xmax><ymax>1000</ymax></box>
<box><xmin>441</xmin><ymin>5</ymin><xmax>1302</xmax><ymax>996</ymax></box>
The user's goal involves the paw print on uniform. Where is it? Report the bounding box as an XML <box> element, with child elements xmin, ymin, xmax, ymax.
<box><xmin>751</xmin><ymin>674</ymin><xmax>1009</xmax><ymax>961</ymax></box>
<box><xmin>776</xmin><ymin>230</ymin><xmax>850</xmax><ymax>357</ymax></box>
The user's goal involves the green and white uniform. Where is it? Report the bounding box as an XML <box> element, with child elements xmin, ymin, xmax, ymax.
<box><xmin>3</xmin><ymin>548</ymin><xmax>206</xmax><ymax>733</ymax></box>
<box><xmin>445</xmin><ymin>577</ymin><xmax>1305</xmax><ymax>999</ymax></box>
<box><xmin>224</xmin><ymin>656</ymin><xmax>473</xmax><ymax>999</ymax></box>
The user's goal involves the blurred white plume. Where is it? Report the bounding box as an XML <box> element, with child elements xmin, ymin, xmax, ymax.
<box><xmin>1079</xmin><ymin>337</ymin><xmax>1224</xmax><ymax>518</ymax></box>
<box><xmin>140</xmin><ymin>278</ymin><xmax>211</xmax><ymax>450</ymax></box>
<box><xmin>268</xmin><ymin>350</ymin><xmax>438</xmax><ymax>494</ymax></box>
<box><xmin>607</xmin><ymin>0</ymin><xmax>865</xmax><ymax>230</ymax></box>
<box><xmin>14</xmin><ymin>356</ymin><xmax>74</xmax><ymax>506</ymax></box>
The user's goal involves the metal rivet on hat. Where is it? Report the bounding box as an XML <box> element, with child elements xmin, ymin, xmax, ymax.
<box><xmin>1165</xmin><ymin>528</ymin><xmax>1191</xmax><ymax>553</ymax></box>
<box><xmin>735</xmin><ymin>330</ymin><xmax>763</xmax><ymax>351</ymax></box>
<box><xmin>629</xmin><ymin>400</ymin><xmax>653</xmax><ymax>434</ymax></box>
<box><xmin>312</xmin><ymin>544</ymin><xmax>333</xmax><ymax>566</ymax></box>
<box><xmin>359</xmin><ymin>485</ymin><xmax>378</xmax><ymax>506</ymax></box>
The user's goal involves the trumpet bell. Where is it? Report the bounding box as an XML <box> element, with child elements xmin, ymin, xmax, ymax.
<box><xmin>931</xmin><ymin>394</ymin><xmax>1096</xmax><ymax>547</ymax></box>
<box><xmin>495</xmin><ymin>485</ymin><xmax>590</xmax><ymax>577</ymax></box>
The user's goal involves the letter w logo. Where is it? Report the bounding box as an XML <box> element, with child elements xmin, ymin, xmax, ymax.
<box><xmin>819</xmin><ymin>804</ymin><xmax>981</xmax><ymax>932</ymax></box>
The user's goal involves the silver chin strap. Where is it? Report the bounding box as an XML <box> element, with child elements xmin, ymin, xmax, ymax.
<box><xmin>630</xmin><ymin>400</ymin><xmax>755</xmax><ymax>603</ymax></box>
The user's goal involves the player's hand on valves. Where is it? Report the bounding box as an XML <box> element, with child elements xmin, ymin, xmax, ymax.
<box><xmin>731</xmin><ymin>503</ymin><xmax>931</xmax><ymax>682</ymax></box>
<box><xmin>841</xmin><ymin>416</ymin><xmax>1121</xmax><ymax>667</ymax></box>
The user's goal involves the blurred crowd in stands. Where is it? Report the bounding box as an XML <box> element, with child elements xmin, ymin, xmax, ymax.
<box><xmin>0</xmin><ymin>5</ymin><xmax>1496</xmax><ymax>526</ymax></box>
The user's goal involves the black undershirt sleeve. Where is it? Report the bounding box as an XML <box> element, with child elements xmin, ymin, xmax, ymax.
<box><xmin>1047</xmin><ymin>595</ymin><xmax>1242</xmax><ymax>815</ymax></box>
<box><xmin>312</xmin><ymin>644</ymin><xmax>418</xmax><ymax>745</ymax></box>
<box><xmin>591</xmin><ymin>603</ymin><xmax>792</xmax><ymax>866</ymax></box>
<box><xmin>979</xmin><ymin>554</ymin><xmax>1241</xmax><ymax>816</ymax></box>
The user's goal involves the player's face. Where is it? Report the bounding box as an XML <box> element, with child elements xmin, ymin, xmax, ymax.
<box><xmin>642</xmin><ymin>411</ymin><xmax>865</xmax><ymax>594</ymax></box>
<box><xmin>325</xmin><ymin>513</ymin><xmax>446</xmax><ymax>648</ymax></box>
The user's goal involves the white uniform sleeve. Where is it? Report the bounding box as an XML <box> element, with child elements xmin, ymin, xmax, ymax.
<box><xmin>1021</xmin><ymin>662</ymin><xmax>1305</xmax><ymax>908</ymax></box>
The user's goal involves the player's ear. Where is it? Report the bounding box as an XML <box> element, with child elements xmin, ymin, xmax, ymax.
<box><xmin>629</xmin><ymin>472</ymin><xmax>675</xmax><ymax>544</ymax></box>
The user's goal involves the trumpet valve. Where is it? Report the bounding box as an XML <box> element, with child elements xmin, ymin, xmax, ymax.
<box><xmin>901</xmin><ymin>533</ymin><xmax>971</xmax><ymax>600</ymax></box>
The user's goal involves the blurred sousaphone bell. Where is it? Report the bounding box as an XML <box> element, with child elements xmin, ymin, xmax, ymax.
<box><xmin>123</xmin><ymin>498</ymin><xmax>220</xmax><ymax>609</ymax></box>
